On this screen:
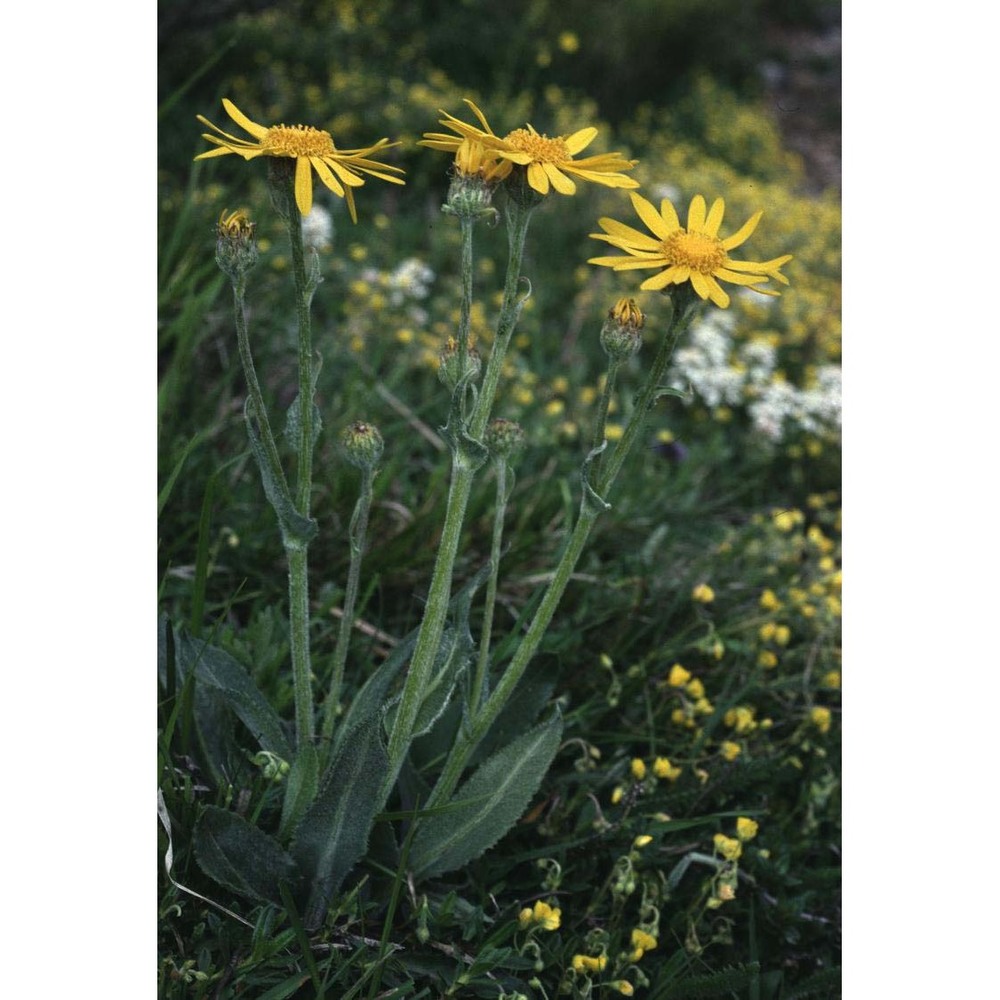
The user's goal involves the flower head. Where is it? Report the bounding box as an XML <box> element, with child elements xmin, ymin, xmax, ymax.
<box><xmin>692</xmin><ymin>582</ymin><xmax>715</xmax><ymax>603</ymax></box>
<box><xmin>196</xmin><ymin>99</ymin><xmax>405</xmax><ymax>221</ymax></box>
<box><xmin>421</xmin><ymin>99</ymin><xmax>639</xmax><ymax>197</ymax></box>
<box><xmin>519</xmin><ymin>899</ymin><xmax>561</xmax><ymax>931</ymax></box>
<box><xmin>589</xmin><ymin>192</ymin><xmax>792</xmax><ymax>308</ymax></box>
<box><xmin>736</xmin><ymin>816</ymin><xmax>759</xmax><ymax>841</ymax></box>
<box><xmin>713</xmin><ymin>833</ymin><xmax>743</xmax><ymax>861</ymax></box>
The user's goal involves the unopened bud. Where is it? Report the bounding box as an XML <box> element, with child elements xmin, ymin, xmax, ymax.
<box><xmin>341</xmin><ymin>421</ymin><xmax>384</xmax><ymax>470</ymax></box>
<box><xmin>600</xmin><ymin>298</ymin><xmax>644</xmax><ymax>360</ymax></box>
<box><xmin>215</xmin><ymin>209</ymin><xmax>258</xmax><ymax>280</ymax></box>
<box><xmin>483</xmin><ymin>417</ymin><xmax>525</xmax><ymax>461</ymax></box>
<box><xmin>437</xmin><ymin>337</ymin><xmax>482</xmax><ymax>390</ymax></box>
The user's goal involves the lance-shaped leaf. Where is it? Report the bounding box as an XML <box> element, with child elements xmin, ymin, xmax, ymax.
<box><xmin>292</xmin><ymin>716</ymin><xmax>388</xmax><ymax>930</ymax></box>
<box><xmin>194</xmin><ymin>806</ymin><xmax>300</xmax><ymax>906</ymax></box>
<box><xmin>174</xmin><ymin>626</ymin><xmax>292</xmax><ymax>761</ymax></box>
<box><xmin>409</xmin><ymin>712</ymin><xmax>563</xmax><ymax>878</ymax></box>
<box><xmin>278</xmin><ymin>742</ymin><xmax>319</xmax><ymax>841</ymax></box>
<box><xmin>245</xmin><ymin>399</ymin><xmax>318</xmax><ymax>549</ymax></box>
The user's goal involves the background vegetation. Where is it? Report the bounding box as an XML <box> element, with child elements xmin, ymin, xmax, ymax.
<box><xmin>159</xmin><ymin>1</ymin><xmax>841</xmax><ymax>996</ymax></box>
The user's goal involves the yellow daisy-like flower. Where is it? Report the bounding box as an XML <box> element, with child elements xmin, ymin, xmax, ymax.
<box><xmin>589</xmin><ymin>192</ymin><xmax>793</xmax><ymax>308</ymax></box>
<box><xmin>420</xmin><ymin>99</ymin><xmax>639</xmax><ymax>196</ymax></box>
<box><xmin>195</xmin><ymin>98</ymin><xmax>405</xmax><ymax>221</ymax></box>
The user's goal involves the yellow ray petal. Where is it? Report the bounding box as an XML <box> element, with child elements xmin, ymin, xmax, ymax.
<box><xmin>630</xmin><ymin>192</ymin><xmax>676</xmax><ymax>241</ymax></box>
<box><xmin>704</xmin><ymin>198</ymin><xmax>725</xmax><ymax>237</ymax></box>
<box><xmin>703</xmin><ymin>274</ymin><xmax>730</xmax><ymax>308</ymax></box>
<box><xmin>295</xmin><ymin>156</ymin><xmax>314</xmax><ymax>215</ymax></box>
<box><xmin>720</xmin><ymin>210</ymin><xmax>763</xmax><ymax>250</ymax></box>
<box><xmin>222</xmin><ymin>99</ymin><xmax>269</xmax><ymax>139</ymax></box>
<box><xmin>345</xmin><ymin>187</ymin><xmax>358</xmax><ymax>224</ymax></box>
<box><xmin>689</xmin><ymin>271</ymin><xmax>712</xmax><ymax>302</ymax></box>
<box><xmin>527</xmin><ymin>161</ymin><xmax>550</xmax><ymax>195</ymax></box>
<box><xmin>543</xmin><ymin>163</ymin><xmax>577</xmax><ymax>194</ymax></box>
<box><xmin>326</xmin><ymin>158</ymin><xmax>366</xmax><ymax>187</ymax></box>
<box><xmin>463</xmin><ymin>99</ymin><xmax>496</xmax><ymax>134</ymax></box>
<box><xmin>713</xmin><ymin>267</ymin><xmax>770</xmax><ymax>286</ymax></box>
<box><xmin>687</xmin><ymin>195</ymin><xmax>707</xmax><ymax>232</ymax></box>
<box><xmin>194</xmin><ymin>146</ymin><xmax>237</xmax><ymax>160</ymax></box>
<box><xmin>311</xmin><ymin>157</ymin><xmax>345</xmax><ymax>197</ymax></box>
<box><xmin>598</xmin><ymin>217</ymin><xmax>664</xmax><ymax>250</ymax></box>
<box><xmin>499</xmin><ymin>149</ymin><xmax>534</xmax><ymax>165</ymax></box>
<box><xmin>564</xmin><ymin>127</ymin><xmax>598</xmax><ymax>155</ymax></box>
<box><xmin>659</xmin><ymin>198</ymin><xmax>680</xmax><ymax>231</ymax></box>
<box><xmin>640</xmin><ymin>268</ymin><xmax>680</xmax><ymax>291</ymax></box>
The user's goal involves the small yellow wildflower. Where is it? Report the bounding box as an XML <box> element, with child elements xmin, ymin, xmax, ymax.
<box><xmin>612</xmin><ymin>982</ymin><xmax>635</xmax><ymax>996</ymax></box>
<box><xmin>822</xmin><ymin>670</ymin><xmax>842</xmax><ymax>690</ymax></box>
<box><xmin>631</xmin><ymin>928</ymin><xmax>658</xmax><ymax>953</ymax></box>
<box><xmin>811</xmin><ymin>706</ymin><xmax>832</xmax><ymax>734</ymax></box>
<box><xmin>558</xmin><ymin>30</ymin><xmax>580</xmax><ymax>53</ymax></box>
<box><xmin>773</xmin><ymin>509</ymin><xmax>803</xmax><ymax>532</ymax></box>
<box><xmin>653</xmin><ymin>756</ymin><xmax>674</xmax><ymax>779</ymax></box>
<box><xmin>694</xmin><ymin>767</ymin><xmax>710</xmax><ymax>784</ymax></box>
<box><xmin>686</xmin><ymin>678</ymin><xmax>705</xmax><ymax>699</ymax></box>
<box><xmin>605</xmin><ymin>423</ymin><xmax>625</xmax><ymax>440</ymax></box>
<box><xmin>518</xmin><ymin>907</ymin><xmax>534</xmax><ymax>928</ymax></box>
<box><xmin>633</xmin><ymin>834</ymin><xmax>653</xmax><ymax>849</ymax></box>
<box><xmin>692</xmin><ymin>582</ymin><xmax>715</xmax><ymax>603</ymax></box>
<box><xmin>611</xmin><ymin>785</ymin><xmax>625</xmax><ymax>805</ymax></box>
<box><xmin>694</xmin><ymin>697</ymin><xmax>714</xmax><ymax>716</ymax></box>
<box><xmin>196</xmin><ymin>98</ymin><xmax>405</xmax><ymax>220</ymax></box>
<box><xmin>713</xmin><ymin>834</ymin><xmax>743</xmax><ymax>860</ymax></box>
<box><xmin>571</xmin><ymin>954</ymin><xmax>608</xmax><ymax>973</ymax></box>
<box><xmin>535</xmin><ymin>900</ymin><xmax>561</xmax><ymax>930</ymax></box>
<box><xmin>724</xmin><ymin>706</ymin><xmax>756</xmax><ymax>734</ymax></box>
<box><xmin>630</xmin><ymin>758</ymin><xmax>647</xmax><ymax>780</ymax></box>
<box><xmin>712</xmin><ymin>639</ymin><xmax>725</xmax><ymax>660</ymax></box>
<box><xmin>668</xmin><ymin>663</ymin><xmax>691</xmax><ymax>687</ymax></box>
<box><xmin>760</xmin><ymin>588</ymin><xmax>783</xmax><ymax>611</ymax></box>
<box><xmin>736</xmin><ymin>817</ymin><xmax>759</xmax><ymax>841</ymax></box>
<box><xmin>720</xmin><ymin>741</ymin><xmax>742</xmax><ymax>761</ymax></box>
<box><xmin>421</xmin><ymin>99</ymin><xmax>639</xmax><ymax>196</ymax></box>
<box><xmin>589</xmin><ymin>192</ymin><xmax>792</xmax><ymax>308</ymax></box>
<box><xmin>671</xmin><ymin>708</ymin><xmax>689</xmax><ymax>726</ymax></box>
<box><xmin>759</xmin><ymin>622</ymin><xmax>777</xmax><ymax>642</ymax></box>
<box><xmin>758</xmin><ymin>650</ymin><xmax>778</xmax><ymax>669</ymax></box>
<box><xmin>717</xmin><ymin>884</ymin><xmax>736</xmax><ymax>902</ymax></box>
<box><xmin>774</xmin><ymin>625</ymin><xmax>791</xmax><ymax>646</ymax></box>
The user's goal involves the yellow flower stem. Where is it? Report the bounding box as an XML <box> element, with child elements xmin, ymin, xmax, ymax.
<box><xmin>232</xmin><ymin>275</ymin><xmax>292</xmax><ymax>505</ymax></box>
<box><xmin>424</xmin><ymin>289</ymin><xmax>700</xmax><ymax>811</ymax></box>
<box><xmin>588</xmin><ymin>358</ymin><xmax>622</xmax><ymax>485</ymax></box>
<box><xmin>281</xmin><ymin>169</ymin><xmax>318</xmax><ymax>751</ymax></box>
<box><xmin>469</xmin><ymin>199</ymin><xmax>535</xmax><ymax>437</ymax></box>
<box><xmin>469</xmin><ymin>456</ymin><xmax>511</xmax><ymax>714</ymax></box>
<box><xmin>321</xmin><ymin>464</ymin><xmax>376</xmax><ymax>742</ymax></box>
<box><xmin>381</xmin><ymin>198</ymin><xmax>536</xmax><ymax>805</ymax></box>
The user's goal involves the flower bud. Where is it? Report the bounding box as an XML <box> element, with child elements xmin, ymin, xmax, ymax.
<box><xmin>600</xmin><ymin>298</ymin><xmax>644</xmax><ymax>360</ymax></box>
<box><xmin>483</xmin><ymin>417</ymin><xmax>525</xmax><ymax>461</ymax></box>
<box><xmin>443</xmin><ymin>140</ymin><xmax>504</xmax><ymax>220</ymax></box>
<box><xmin>437</xmin><ymin>337</ymin><xmax>482</xmax><ymax>390</ymax></box>
<box><xmin>215</xmin><ymin>209</ymin><xmax>258</xmax><ymax>281</ymax></box>
<box><xmin>341</xmin><ymin>421</ymin><xmax>384</xmax><ymax>470</ymax></box>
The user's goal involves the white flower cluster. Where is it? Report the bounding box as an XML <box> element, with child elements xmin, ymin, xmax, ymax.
<box><xmin>301</xmin><ymin>205</ymin><xmax>334</xmax><ymax>251</ymax></box>
<box><xmin>360</xmin><ymin>257</ymin><xmax>435</xmax><ymax>324</ymax></box>
<box><xmin>668</xmin><ymin>311</ymin><xmax>842</xmax><ymax>443</ymax></box>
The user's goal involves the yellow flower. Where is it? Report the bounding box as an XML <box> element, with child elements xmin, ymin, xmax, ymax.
<box><xmin>736</xmin><ymin>817</ymin><xmax>759</xmax><ymax>841</ymax></box>
<box><xmin>612</xmin><ymin>982</ymin><xmax>635</xmax><ymax>996</ymax></box>
<box><xmin>196</xmin><ymin>98</ymin><xmax>405</xmax><ymax>221</ymax></box>
<box><xmin>611</xmin><ymin>785</ymin><xmax>625</xmax><ymax>805</ymax></box>
<box><xmin>667</xmin><ymin>663</ymin><xmax>691</xmax><ymax>687</ymax></box>
<box><xmin>631</xmin><ymin>928</ymin><xmax>658</xmax><ymax>952</ymax></box>
<box><xmin>571</xmin><ymin>954</ymin><xmax>608</xmax><ymax>973</ymax></box>
<box><xmin>630</xmin><ymin>757</ymin><xmax>647</xmax><ymax>780</ymax></box>
<box><xmin>716</xmin><ymin>884</ymin><xmax>736</xmax><ymax>902</ymax></box>
<box><xmin>757</xmin><ymin>650</ymin><xmax>778</xmax><ymax>669</ymax></box>
<box><xmin>633</xmin><ymin>834</ymin><xmax>653</xmax><ymax>848</ymax></box>
<box><xmin>774</xmin><ymin>625</ymin><xmax>791</xmax><ymax>646</ymax></box>
<box><xmin>720</xmin><ymin>740</ymin><xmax>741</xmax><ymax>761</ymax></box>
<box><xmin>811</xmin><ymin>706</ymin><xmax>832</xmax><ymax>734</ymax></box>
<box><xmin>760</xmin><ymin>588</ymin><xmax>783</xmax><ymax>612</ymax></box>
<box><xmin>686</xmin><ymin>678</ymin><xmax>705</xmax><ymax>699</ymax></box>
<box><xmin>535</xmin><ymin>900</ymin><xmax>562</xmax><ymax>930</ymax></box>
<box><xmin>692</xmin><ymin>582</ymin><xmax>715</xmax><ymax>603</ymax></box>
<box><xmin>421</xmin><ymin>99</ymin><xmax>639</xmax><ymax>196</ymax></box>
<box><xmin>589</xmin><ymin>192</ymin><xmax>792</xmax><ymax>308</ymax></box>
<box><xmin>713</xmin><ymin>833</ymin><xmax>743</xmax><ymax>860</ymax></box>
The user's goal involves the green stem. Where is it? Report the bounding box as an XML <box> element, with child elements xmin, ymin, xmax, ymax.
<box><xmin>470</xmin><ymin>198</ymin><xmax>535</xmax><ymax>437</ymax></box>
<box><xmin>380</xmin><ymin>196</ymin><xmax>537</xmax><ymax>805</ymax></box>
<box><xmin>426</xmin><ymin>291</ymin><xmax>700</xmax><ymax>808</ymax></box>
<box><xmin>233</xmin><ymin>277</ymin><xmax>290</xmax><ymax>500</ymax></box>
<box><xmin>322</xmin><ymin>465</ymin><xmax>375</xmax><ymax>741</ymax></box>
<box><xmin>457</xmin><ymin>216</ymin><xmax>474</xmax><ymax>417</ymax></box>
<box><xmin>283</xmin><ymin>176</ymin><xmax>317</xmax><ymax>750</ymax></box>
<box><xmin>588</xmin><ymin>358</ymin><xmax>621</xmax><ymax>485</ymax></box>
<box><xmin>469</xmin><ymin>459</ymin><xmax>510</xmax><ymax>713</ymax></box>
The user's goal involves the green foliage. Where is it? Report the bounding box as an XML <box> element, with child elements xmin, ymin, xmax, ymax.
<box><xmin>410</xmin><ymin>713</ymin><xmax>564</xmax><ymax>877</ymax></box>
<box><xmin>159</xmin><ymin>2</ymin><xmax>840</xmax><ymax>994</ymax></box>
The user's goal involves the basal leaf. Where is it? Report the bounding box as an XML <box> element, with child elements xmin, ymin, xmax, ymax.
<box><xmin>409</xmin><ymin>712</ymin><xmax>563</xmax><ymax>878</ymax></box>
<box><xmin>194</xmin><ymin>806</ymin><xmax>299</xmax><ymax>906</ymax></box>
<box><xmin>292</xmin><ymin>716</ymin><xmax>388</xmax><ymax>930</ymax></box>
